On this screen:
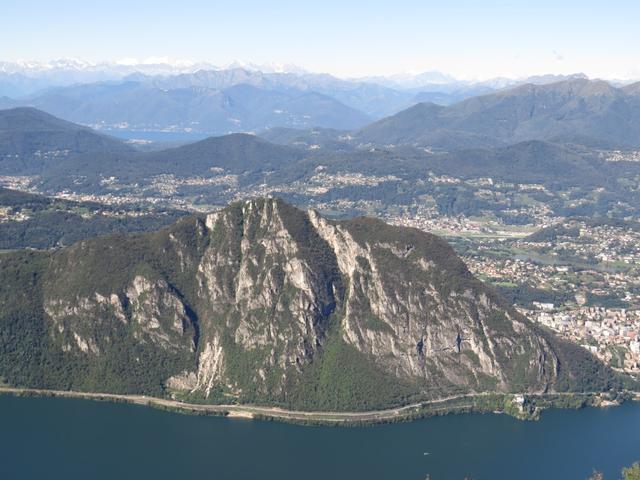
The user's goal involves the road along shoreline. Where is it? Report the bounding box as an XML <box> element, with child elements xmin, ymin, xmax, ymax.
<box><xmin>2</xmin><ymin>386</ymin><xmax>638</xmax><ymax>426</ymax></box>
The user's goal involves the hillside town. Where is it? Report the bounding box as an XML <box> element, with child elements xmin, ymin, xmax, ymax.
<box><xmin>365</xmin><ymin>201</ymin><xmax>640</xmax><ymax>377</ymax></box>
<box><xmin>603</xmin><ymin>149</ymin><xmax>640</xmax><ymax>163</ymax></box>
<box><xmin>521</xmin><ymin>304</ymin><xmax>640</xmax><ymax>374</ymax></box>
<box><xmin>460</xmin><ymin>220</ymin><xmax>640</xmax><ymax>376</ymax></box>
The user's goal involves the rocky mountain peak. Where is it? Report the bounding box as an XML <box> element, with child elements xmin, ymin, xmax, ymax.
<box><xmin>0</xmin><ymin>198</ymin><xmax>618</xmax><ymax>410</ymax></box>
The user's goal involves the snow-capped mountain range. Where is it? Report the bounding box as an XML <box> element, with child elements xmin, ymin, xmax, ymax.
<box><xmin>0</xmin><ymin>58</ymin><xmax>307</xmax><ymax>78</ymax></box>
<box><xmin>2</xmin><ymin>58</ymin><xmax>636</xmax><ymax>141</ymax></box>
<box><xmin>1</xmin><ymin>57</ymin><xmax>635</xmax><ymax>89</ymax></box>
<box><xmin>0</xmin><ymin>59</ymin><xmax>317</xmax><ymax>97</ymax></box>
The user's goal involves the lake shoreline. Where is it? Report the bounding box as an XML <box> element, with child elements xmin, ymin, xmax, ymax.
<box><xmin>1</xmin><ymin>385</ymin><xmax>637</xmax><ymax>426</ymax></box>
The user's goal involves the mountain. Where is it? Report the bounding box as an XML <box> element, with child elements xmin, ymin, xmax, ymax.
<box><xmin>4</xmin><ymin>108</ymin><xmax>640</xmax><ymax>223</ymax></box>
<box><xmin>0</xmin><ymin>59</ymin><xmax>305</xmax><ymax>85</ymax></box>
<box><xmin>0</xmin><ymin>107</ymin><xmax>131</xmax><ymax>155</ymax></box>
<box><xmin>0</xmin><ymin>96</ymin><xmax>19</xmax><ymax>109</ymax></box>
<box><xmin>0</xmin><ymin>109</ymin><xmax>311</xmax><ymax>191</ymax></box>
<box><xmin>0</xmin><ymin>59</ymin><xmax>222</xmax><ymax>97</ymax></box>
<box><xmin>0</xmin><ymin>107</ymin><xmax>132</xmax><ymax>173</ymax></box>
<box><xmin>355</xmin><ymin>101</ymin><xmax>503</xmax><ymax>149</ymax></box>
<box><xmin>8</xmin><ymin>79</ymin><xmax>372</xmax><ymax>134</ymax></box>
<box><xmin>140</xmin><ymin>132</ymin><xmax>305</xmax><ymax>175</ymax></box>
<box><xmin>259</xmin><ymin>127</ymin><xmax>354</xmax><ymax>150</ymax></box>
<box><xmin>0</xmin><ymin>61</ymin><xmax>415</xmax><ymax>118</ymax></box>
<box><xmin>0</xmin><ymin>73</ymin><xmax>54</xmax><ymax>99</ymax></box>
<box><xmin>35</xmin><ymin>131</ymin><xmax>308</xmax><ymax>192</ymax></box>
<box><xmin>622</xmin><ymin>81</ymin><xmax>640</xmax><ymax>96</ymax></box>
<box><xmin>3</xmin><ymin>108</ymin><xmax>640</xmax><ymax>223</ymax></box>
<box><xmin>522</xmin><ymin>73</ymin><xmax>589</xmax><ymax>85</ymax></box>
<box><xmin>5</xmin><ymin>64</ymin><xmax>622</xmax><ymax>139</ymax></box>
<box><xmin>260</xmin><ymin>138</ymin><xmax>625</xmax><ymax>201</ymax></box>
<box><xmin>434</xmin><ymin>141</ymin><xmax>606</xmax><ymax>186</ymax></box>
<box><xmin>356</xmin><ymin>72</ymin><xmax>591</xmax><ymax>105</ymax></box>
<box><xmin>0</xmin><ymin>198</ymin><xmax>617</xmax><ymax>410</ymax></box>
<box><xmin>411</xmin><ymin>87</ymin><xmax>496</xmax><ymax>106</ymax></box>
<box><xmin>357</xmin><ymin>78</ymin><xmax>640</xmax><ymax>149</ymax></box>
<box><xmin>0</xmin><ymin>107</ymin><xmax>300</xmax><ymax>172</ymax></box>
<box><xmin>370</xmin><ymin>70</ymin><xmax>459</xmax><ymax>89</ymax></box>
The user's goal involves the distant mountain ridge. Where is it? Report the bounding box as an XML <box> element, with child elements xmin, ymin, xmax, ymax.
<box><xmin>3</xmin><ymin>62</ymin><xmax>632</xmax><ymax>138</ymax></box>
<box><xmin>0</xmin><ymin>108</ymin><xmax>307</xmax><ymax>182</ymax></box>
<box><xmin>4</xmin><ymin>76</ymin><xmax>375</xmax><ymax>134</ymax></box>
<box><xmin>356</xmin><ymin>78</ymin><xmax>640</xmax><ymax>149</ymax></box>
<box><xmin>0</xmin><ymin>107</ymin><xmax>132</xmax><ymax>173</ymax></box>
<box><xmin>4</xmin><ymin>107</ymin><xmax>640</xmax><ymax>200</ymax></box>
<box><xmin>138</xmin><ymin>132</ymin><xmax>305</xmax><ymax>176</ymax></box>
<box><xmin>0</xmin><ymin>59</ymin><xmax>272</xmax><ymax>97</ymax></box>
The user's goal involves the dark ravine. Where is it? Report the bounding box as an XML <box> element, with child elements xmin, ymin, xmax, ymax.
<box><xmin>0</xmin><ymin>198</ymin><xmax>624</xmax><ymax>413</ymax></box>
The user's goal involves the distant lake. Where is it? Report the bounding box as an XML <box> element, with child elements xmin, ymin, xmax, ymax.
<box><xmin>1</xmin><ymin>395</ymin><xmax>639</xmax><ymax>480</ymax></box>
<box><xmin>105</xmin><ymin>129</ymin><xmax>211</xmax><ymax>143</ymax></box>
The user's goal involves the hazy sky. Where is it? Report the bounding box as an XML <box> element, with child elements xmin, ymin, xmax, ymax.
<box><xmin>3</xmin><ymin>0</ymin><xmax>639</xmax><ymax>80</ymax></box>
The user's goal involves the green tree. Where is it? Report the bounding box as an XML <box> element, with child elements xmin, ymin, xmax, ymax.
<box><xmin>623</xmin><ymin>462</ymin><xmax>640</xmax><ymax>480</ymax></box>
<box><xmin>587</xmin><ymin>462</ymin><xmax>640</xmax><ymax>480</ymax></box>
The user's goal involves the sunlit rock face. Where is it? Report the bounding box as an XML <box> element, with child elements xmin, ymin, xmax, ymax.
<box><xmin>3</xmin><ymin>197</ymin><xmax>611</xmax><ymax>407</ymax></box>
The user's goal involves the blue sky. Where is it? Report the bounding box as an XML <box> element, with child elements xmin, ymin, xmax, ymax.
<box><xmin>2</xmin><ymin>0</ymin><xmax>639</xmax><ymax>79</ymax></box>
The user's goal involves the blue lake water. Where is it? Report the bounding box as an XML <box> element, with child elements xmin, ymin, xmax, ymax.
<box><xmin>1</xmin><ymin>395</ymin><xmax>639</xmax><ymax>480</ymax></box>
<box><xmin>106</xmin><ymin>129</ymin><xmax>211</xmax><ymax>143</ymax></box>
